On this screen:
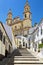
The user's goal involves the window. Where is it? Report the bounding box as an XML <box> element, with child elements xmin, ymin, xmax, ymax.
<box><xmin>0</xmin><ymin>30</ymin><xmax>3</xmax><ymax>41</ymax></box>
<box><xmin>25</xmin><ymin>14</ymin><xmax>26</xmax><ymax>18</ymax></box>
<box><xmin>23</xmin><ymin>38</ymin><xmax>24</xmax><ymax>42</ymax></box>
<box><xmin>15</xmin><ymin>35</ymin><xmax>17</xmax><ymax>36</ymax></box>
<box><xmin>19</xmin><ymin>41</ymin><xmax>21</xmax><ymax>44</ymax></box>
<box><xmin>41</xmin><ymin>27</ymin><xmax>42</xmax><ymax>35</ymax></box>
<box><xmin>37</xmin><ymin>32</ymin><xmax>39</xmax><ymax>36</ymax></box>
<box><xmin>24</xmin><ymin>35</ymin><xmax>27</xmax><ymax>37</ymax></box>
<box><xmin>28</xmin><ymin>38</ymin><xmax>30</xmax><ymax>49</ymax></box>
<box><xmin>9</xmin><ymin>45</ymin><xmax>10</xmax><ymax>52</ymax></box>
<box><xmin>3</xmin><ymin>36</ymin><xmax>5</xmax><ymax>44</ymax></box>
<box><xmin>37</xmin><ymin>29</ymin><xmax>39</xmax><ymax>36</ymax></box>
<box><xmin>27</xmin><ymin>8</ymin><xmax>28</xmax><ymax>10</ymax></box>
<box><xmin>15</xmin><ymin>26</ymin><xmax>17</xmax><ymax>29</ymax></box>
<box><xmin>23</xmin><ymin>42</ymin><xmax>25</xmax><ymax>46</ymax></box>
<box><xmin>26</xmin><ymin>43</ymin><xmax>27</xmax><ymax>48</ymax></box>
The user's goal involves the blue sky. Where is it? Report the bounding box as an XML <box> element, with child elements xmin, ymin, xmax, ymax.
<box><xmin>0</xmin><ymin>0</ymin><xmax>43</xmax><ymax>26</ymax></box>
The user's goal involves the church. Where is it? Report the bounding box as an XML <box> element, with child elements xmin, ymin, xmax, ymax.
<box><xmin>6</xmin><ymin>0</ymin><xmax>32</xmax><ymax>48</ymax></box>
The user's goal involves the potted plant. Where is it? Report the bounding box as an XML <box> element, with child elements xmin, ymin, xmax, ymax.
<box><xmin>38</xmin><ymin>43</ymin><xmax>43</xmax><ymax>52</ymax></box>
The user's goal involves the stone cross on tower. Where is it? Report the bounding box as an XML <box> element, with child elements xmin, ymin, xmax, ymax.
<box><xmin>26</xmin><ymin>0</ymin><xmax>28</xmax><ymax>5</ymax></box>
<box><xmin>24</xmin><ymin>0</ymin><xmax>31</xmax><ymax>19</ymax></box>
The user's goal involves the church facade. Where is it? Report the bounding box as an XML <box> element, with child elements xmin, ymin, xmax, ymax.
<box><xmin>6</xmin><ymin>0</ymin><xmax>32</xmax><ymax>48</ymax></box>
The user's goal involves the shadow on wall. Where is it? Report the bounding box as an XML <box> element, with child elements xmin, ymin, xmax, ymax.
<box><xmin>0</xmin><ymin>49</ymin><xmax>22</xmax><ymax>65</ymax></box>
<box><xmin>7</xmin><ymin>49</ymin><xmax>22</xmax><ymax>65</ymax></box>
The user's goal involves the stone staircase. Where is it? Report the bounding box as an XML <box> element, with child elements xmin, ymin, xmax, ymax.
<box><xmin>0</xmin><ymin>48</ymin><xmax>43</xmax><ymax>65</ymax></box>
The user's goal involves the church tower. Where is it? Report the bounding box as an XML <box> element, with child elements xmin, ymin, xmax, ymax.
<box><xmin>23</xmin><ymin>0</ymin><xmax>32</xmax><ymax>27</ymax></box>
<box><xmin>24</xmin><ymin>0</ymin><xmax>31</xmax><ymax>19</ymax></box>
<box><xmin>6</xmin><ymin>9</ymin><xmax>12</xmax><ymax>25</ymax></box>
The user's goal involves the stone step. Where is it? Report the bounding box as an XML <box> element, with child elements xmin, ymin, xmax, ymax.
<box><xmin>19</xmin><ymin>52</ymin><xmax>29</xmax><ymax>53</ymax></box>
<box><xmin>20</xmin><ymin>52</ymin><xmax>30</xmax><ymax>54</ymax></box>
<box><xmin>14</xmin><ymin>57</ymin><xmax>39</xmax><ymax>59</ymax></box>
<box><xmin>19</xmin><ymin>51</ymin><xmax>28</xmax><ymax>52</ymax></box>
<box><xmin>14</xmin><ymin>61</ymin><xmax>43</xmax><ymax>64</ymax></box>
<box><xmin>20</xmin><ymin>53</ymin><xmax>31</xmax><ymax>54</ymax></box>
<box><xmin>1</xmin><ymin>61</ymin><xmax>43</xmax><ymax>65</ymax></box>
<box><xmin>15</xmin><ymin>56</ymin><xmax>36</xmax><ymax>58</ymax></box>
<box><xmin>7</xmin><ymin>62</ymin><xmax>43</xmax><ymax>65</ymax></box>
<box><xmin>0</xmin><ymin>58</ymin><xmax>38</xmax><ymax>61</ymax></box>
<box><xmin>19</xmin><ymin>52</ymin><xmax>31</xmax><ymax>54</ymax></box>
<box><xmin>21</xmin><ymin>54</ymin><xmax>33</xmax><ymax>56</ymax></box>
<box><xmin>14</xmin><ymin>58</ymin><xmax>38</xmax><ymax>59</ymax></box>
<box><xmin>1</xmin><ymin>49</ymin><xmax>43</xmax><ymax>65</ymax></box>
<box><xmin>9</xmin><ymin>63</ymin><xmax>43</xmax><ymax>65</ymax></box>
<box><xmin>21</xmin><ymin>53</ymin><xmax>32</xmax><ymax>55</ymax></box>
<box><xmin>14</xmin><ymin>58</ymin><xmax>39</xmax><ymax>61</ymax></box>
<box><xmin>19</xmin><ymin>51</ymin><xmax>28</xmax><ymax>53</ymax></box>
<box><xmin>18</xmin><ymin>49</ymin><xmax>26</xmax><ymax>50</ymax></box>
<box><xmin>7</xmin><ymin>61</ymin><xmax>43</xmax><ymax>65</ymax></box>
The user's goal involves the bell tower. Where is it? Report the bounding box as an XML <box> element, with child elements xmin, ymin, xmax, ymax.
<box><xmin>23</xmin><ymin>0</ymin><xmax>32</xmax><ymax>29</ymax></box>
<box><xmin>24</xmin><ymin>0</ymin><xmax>31</xmax><ymax>20</ymax></box>
<box><xmin>6</xmin><ymin>9</ymin><xmax>12</xmax><ymax>25</ymax></box>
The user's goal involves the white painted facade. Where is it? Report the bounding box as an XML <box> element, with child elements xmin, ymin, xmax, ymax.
<box><xmin>16</xmin><ymin>36</ymin><xmax>28</xmax><ymax>48</ymax></box>
<box><xmin>35</xmin><ymin>27</ymin><xmax>43</xmax><ymax>44</ymax></box>
<box><xmin>0</xmin><ymin>41</ymin><xmax>5</xmax><ymax>56</ymax></box>
<box><xmin>0</xmin><ymin>22</ymin><xmax>16</xmax><ymax>59</ymax></box>
<box><xmin>27</xmin><ymin>19</ymin><xmax>43</xmax><ymax>53</ymax></box>
<box><xmin>34</xmin><ymin>19</ymin><xmax>43</xmax><ymax>51</ymax></box>
<box><xmin>3</xmin><ymin>24</ymin><xmax>17</xmax><ymax>52</ymax></box>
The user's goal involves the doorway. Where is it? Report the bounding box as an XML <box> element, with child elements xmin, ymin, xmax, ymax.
<box><xmin>23</xmin><ymin>42</ymin><xmax>25</xmax><ymax>48</ymax></box>
<box><xmin>26</xmin><ymin>43</ymin><xmax>27</xmax><ymax>48</ymax></box>
<box><xmin>9</xmin><ymin>45</ymin><xmax>10</xmax><ymax>53</ymax></box>
<box><xmin>5</xmin><ymin>50</ymin><xmax>8</xmax><ymax>57</ymax></box>
<box><xmin>34</xmin><ymin>44</ymin><xmax>37</xmax><ymax>52</ymax></box>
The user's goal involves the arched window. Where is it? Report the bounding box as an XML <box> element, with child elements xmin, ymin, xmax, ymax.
<box><xmin>23</xmin><ymin>42</ymin><xmax>25</xmax><ymax>46</ymax></box>
<box><xmin>0</xmin><ymin>30</ymin><xmax>3</xmax><ymax>41</ymax></box>
<box><xmin>25</xmin><ymin>14</ymin><xmax>26</xmax><ymax>18</ymax></box>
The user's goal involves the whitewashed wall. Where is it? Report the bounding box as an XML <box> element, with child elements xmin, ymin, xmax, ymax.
<box><xmin>0</xmin><ymin>41</ymin><xmax>5</xmax><ymax>56</ymax></box>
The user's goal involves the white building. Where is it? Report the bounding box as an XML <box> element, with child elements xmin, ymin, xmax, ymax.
<box><xmin>16</xmin><ymin>35</ymin><xmax>28</xmax><ymax>48</ymax></box>
<box><xmin>27</xmin><ymin>24</ymin><xmax>38</xmax><ymax>51</ymax></box>
<box><xmin>0</xmin><ymin>22</ymin><xmax>16</xmax><ymax>60</ymax></box>
<box><xmin>34</xmin><ymin>19</ymin><xmax>43</xmax><ymax>52</ymax></box>
<box><xmin>27</xmin><ymin>18</ymin><xmax>43</xmax><ymax>53</ymax></box>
